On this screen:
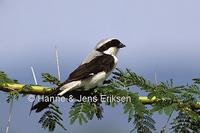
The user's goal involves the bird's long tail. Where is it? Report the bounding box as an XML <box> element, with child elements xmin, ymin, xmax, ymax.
<box><xmin>30</xmin><ymin>89</ymin><xmax>60</xmax><ymax>113</ymax></box>
<box><xmin>31</xmin><ymin>81</ymin><xmax>81</xmax><ymax>113</ymax></box>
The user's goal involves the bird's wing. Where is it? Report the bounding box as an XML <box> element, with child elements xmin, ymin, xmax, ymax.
<box><xmin>31</xmin><ymin>54</ymin><xmax>115</xmax><ymax>112</ymax></box>
<box><xmin>64</xmin><ymin>54</ymin><xmax>115</xmax><ymax>83</ymax></box>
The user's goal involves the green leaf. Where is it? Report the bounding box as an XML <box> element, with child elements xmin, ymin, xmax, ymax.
<box><xmin>39</xmin><ymin>104</ymin><xmax>67</xmax><ymax>132</ymax></box>
<box><xmin>0</xmin><ymin>71</ymin><xmax>18</xmax><ymax>84</ymax></box>
<box><xmin>69</xmin><ymin>102</ymin><xmax>103</xmax><ymax>125</ymax></box>
<box><xmin>6</xmin><ymin>90</ymin><xmax>19</xmax><ymax>103</ymax></box>
<box><xmin>41</xmin><ymin>73</ymin><xmax>61</xmax><ymax>86</ymax></box>
<box><xmin>193</xmin><ymin>78</ymin><xmax>200</xmax><ymax>84</ymax></box>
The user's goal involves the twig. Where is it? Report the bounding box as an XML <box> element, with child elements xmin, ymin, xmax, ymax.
<box><xmin>55</xmin><ymin>46</ymin><xmax>61</xmax><ymax>80</ymax></box>
<box><xmin>154</xmin><ymin>71</ymin><xmax>158</xmax><ymax>85</ymax></box>
<box><xmin>29</xmin><ymin>66</ymin><xmax>38</xmax><ymax>116</ymax></box>
<box><xmin>5</xmin><ymin>98</ymin><xmax>14</xmax><ymax>133</ymax></box>
<box><xmin>31</xmin><ymin>66</ymin><xmax>38</xmax><ymax>85</ymax></box>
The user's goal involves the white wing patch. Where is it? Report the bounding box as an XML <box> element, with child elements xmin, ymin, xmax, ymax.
<box><xmin>89</xmin><ymin>73</ymin><xmax>94</xmax><ymax>76</ymax></box>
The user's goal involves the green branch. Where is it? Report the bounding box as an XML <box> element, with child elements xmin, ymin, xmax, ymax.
<box><xmin>0</xmin><ymin>83</ymin><xmax>52</xmax><ymax>95</ymax></box>
<box><xmin>1</xmin><ymin>83</ymin><xmax>200</xmax><ymax>109</ymax></box>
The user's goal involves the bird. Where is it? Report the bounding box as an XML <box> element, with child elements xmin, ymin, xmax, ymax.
<box><xmin>31</xmin><ymin>38</ymin><xmax>125</xmax><ymax>112</ymax></box>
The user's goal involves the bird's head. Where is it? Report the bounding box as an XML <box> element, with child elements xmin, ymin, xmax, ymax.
<box><xmin>95</xmin><ymin>38</ymin><xmax>125</xmax><ymax>56</ymax></box>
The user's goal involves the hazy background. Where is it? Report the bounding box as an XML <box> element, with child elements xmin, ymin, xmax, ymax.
<box><xmin>0</xmin><ymin>0</ymin><xmax>200</xmax><ymax>133</ymax></box>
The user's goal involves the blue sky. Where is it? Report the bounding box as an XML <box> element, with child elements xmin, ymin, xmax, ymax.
<box><xmin>0</xmin><ymin>0</ymin><xmax>200</xmax><ymax>133</ymax></box>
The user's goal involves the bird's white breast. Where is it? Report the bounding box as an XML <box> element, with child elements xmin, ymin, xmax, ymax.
<box><xmin>84</xmin><ymin>71</ymin><xmax>107</xmax><ymax>90</ymax></box>
<box><xmin>112</xmin><ymin>55</ymin><xmax>118</xmax><ymax>64</ymax></box>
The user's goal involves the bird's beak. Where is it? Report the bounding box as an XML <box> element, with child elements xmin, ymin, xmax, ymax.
<box><xmin>118</xmin><ymin>43</ymin><xmax>126</xmax><ymax>48</ymax></box>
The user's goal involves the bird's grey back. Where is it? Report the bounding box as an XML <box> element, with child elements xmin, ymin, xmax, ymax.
<box><xmin>81</xmin><ymin>49</ymin><xmax>102</xmax><ymax>65</ymax></box>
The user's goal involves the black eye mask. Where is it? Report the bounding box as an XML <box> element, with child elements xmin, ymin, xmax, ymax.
<box><xmin>97</xmin><ymin>39</ymin><xmax>121</xmax><ymax>52</ymax></box>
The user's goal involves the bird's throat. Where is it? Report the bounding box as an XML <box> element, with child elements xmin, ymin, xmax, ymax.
<box><xmin>103</xmin><ymin>47</ymin><xmax>118</xmax><ymax>56</ymax></box>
